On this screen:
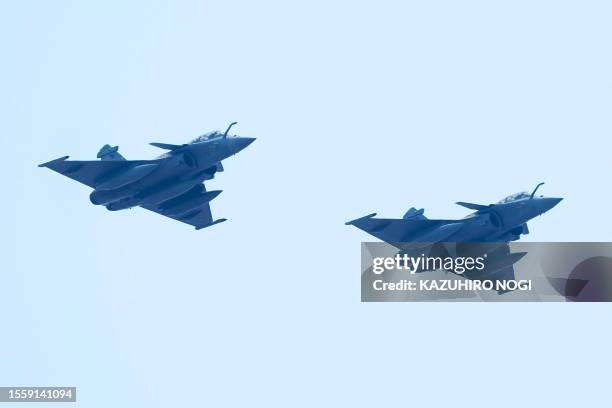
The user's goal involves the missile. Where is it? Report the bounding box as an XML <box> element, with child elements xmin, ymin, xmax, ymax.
<box><xmin>161</xmin><ymin>190</ymin><xmax>222</xmax><ymax>216</ymax></box>
<box><xmin>96</xmin><ymin>163</ymin><xmax>159</xmax><ymax>190</ymax></box>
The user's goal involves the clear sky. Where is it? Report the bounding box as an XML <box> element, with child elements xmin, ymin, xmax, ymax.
<box><xmin>2</xmin><ymin>1</ymin><xmax>611</xmax><ymax>407</ymax></box>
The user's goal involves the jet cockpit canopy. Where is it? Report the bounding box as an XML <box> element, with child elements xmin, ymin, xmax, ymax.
<box><xmin>496</xmin><ymin>192</ymin><xmax>530</xmax><ymax>204</ymax></box>
<box><xmin>190</xmin><ymin>131</ymin><xmax>222</xmax><ymax>144</ymax></box>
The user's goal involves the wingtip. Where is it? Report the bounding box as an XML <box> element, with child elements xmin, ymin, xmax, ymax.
<box><xmin>345</xmin><ymin>212</ymin><xmax>377</xmax><ymax>225</ymax></box>
<box><xmin>195</xmin><ymin>218</ymin><xmax>228</xmax><ymax>230</ymax></box>
<box><xmin>38</xmin><ymin>155</ymin><xmax>69</xmax><ymax>167</ymax></box>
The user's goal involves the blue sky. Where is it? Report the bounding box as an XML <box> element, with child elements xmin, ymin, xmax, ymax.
<box><xmin>2</xmin><ymin>1</ymin><xmax>611</xmax><ymax>407</ymax></box>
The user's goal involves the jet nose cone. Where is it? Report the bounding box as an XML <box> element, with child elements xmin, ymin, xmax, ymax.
<box><xmin>230</xmin><ymin>137</ymin><xmax>256</xmax><ymax>154</ymax></box>
<box><xmin>538</xmin><ymin>197</ymin><xmax>563</xmax><ymax>213</ymax></box>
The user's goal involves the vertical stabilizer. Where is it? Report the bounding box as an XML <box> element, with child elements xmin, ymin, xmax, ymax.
<box><xmin>403</xmin><ymin>207</ymin><xmax>427</xmax><ymax>220</ymax></box>
<box><xmin>97</xmin><ymin>144</ymin><xmax>125</xmax><ymax>161</ymax></box>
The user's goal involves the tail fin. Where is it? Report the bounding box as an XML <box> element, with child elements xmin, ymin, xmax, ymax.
<box><xmin>403</xmin><ymin>207</ymin><xmax>427</xmax><ymax>220</ymax></box>
<box><xmin>97</xmin><ymin>144</ymin><xmax>125</xmax><ymax>161</ymax></box>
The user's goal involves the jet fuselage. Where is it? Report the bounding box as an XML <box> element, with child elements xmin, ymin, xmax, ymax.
<box><xmin>446</xmin><ymin>196</ymin><xmax>563</xmax><ymax>242</ymax></box>
<box><xmin>89</xmin><ymin>136</ymin><xmax>255</xmax><ymax>211</ymax></box>
<box><xmin>346</xmin><ymin>189</ymin><xmax>563</xmax><ymax>244</ymax></box>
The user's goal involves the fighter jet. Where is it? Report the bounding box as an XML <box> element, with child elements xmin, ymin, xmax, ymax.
<box><xmin>346</xmin><ymin>183</ymin><xmax>562</xmax><ymax>244</ymax></box>
<box><xmin>347</xmin><ymin>183</ymin><xmax>563</xmax><ymax>292</ymax></box>
<box><xmin>39</xmin><ymin>122</ymin><xmax>255</xmax><ymax>230</ymax></box>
